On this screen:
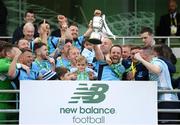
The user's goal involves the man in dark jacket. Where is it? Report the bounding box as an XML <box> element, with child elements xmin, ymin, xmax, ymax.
<box><xmin>158</xmin><ymin>0</ymin><xmax>180</xmax><ymax>36</ymax></box>
<box><xmin>12</xmin><ymin>9</ymin><xmax>39</xmax><ymax>44</ymax></box>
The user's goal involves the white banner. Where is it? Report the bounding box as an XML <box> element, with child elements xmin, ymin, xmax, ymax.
<box><xmin>20</xmin><ymin>81</ymin><xmax>157</xmax><ymax>125</ymax></box>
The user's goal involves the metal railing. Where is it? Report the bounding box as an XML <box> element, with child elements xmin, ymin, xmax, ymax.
<box><xmin>113</xmin><ymin>36</ymin><xmax>180</xmax><ymax>47</ymax></box>
<box><xmin>0</xmin><ymin>36</ymin><xmax>12</xmax><ymax>39</ymax></box>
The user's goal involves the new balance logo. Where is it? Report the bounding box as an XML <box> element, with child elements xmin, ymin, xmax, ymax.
<box><xmin>69</xmin><ymin>83</ymin><xmax>109</xmax><ymax>103</ymax></box>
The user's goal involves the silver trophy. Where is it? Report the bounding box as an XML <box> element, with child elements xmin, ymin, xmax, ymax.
<box><xmin>89</xmin><ymin>14</ymin><xmax>115</xmax><ymax>44</ymax></box>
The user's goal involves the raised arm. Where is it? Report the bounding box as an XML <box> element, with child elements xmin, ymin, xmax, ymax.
<box><xmin>134</xmin><ymin>53</ymin><xmax>161</xmax><ymax>74</ymax></box>
<box><xmin>93</xmin><ymin>45</ymin><xmax>104</xmax><ymax>61</ymax></box>
<box><xmin>8</xmin><ymin>48</ymin><xmax>22</xmax><ymax>78</ymax></box>
<box><xmin>83</xmin><ymin>20</ymin><xmax>93</xmax><ymax>37</ymax></box>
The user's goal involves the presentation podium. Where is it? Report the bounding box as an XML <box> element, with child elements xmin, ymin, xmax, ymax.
<box><xmin>20</xmin><ymin>81</ymin><xmax>157</xmax><ymax>125</ymax></box>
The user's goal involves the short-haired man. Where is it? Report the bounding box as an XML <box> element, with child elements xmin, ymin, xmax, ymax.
<box><xmin>0</xmin><ymin>44</ymin><xmax>21</xmax><ymax>121</ymax></box>
<box><xmin>16</xmin><ymin>38</ymin><xmax>29</xmax><ymax>50</ymax></box>
<box><xmin>125</xmin><ymin>46</ymin><xmax>149</xmax><ymax>80</ymax></box>
<box><xmin>140</xmin><ymin>27</ymin><xmax>155</xmax><ymax>47</ymax></box>
<box><xmin>134</xmin><ymin>47</ymin><xmax>179</xmax><ymax>123</ymax></box>
<box><xmin>34</xmin><ymin>20</ymin><xmax>60</xmax><ymax>55</ymax></box>
<box><xmin>94</xmin><ymin>38</ymin><xmax>125</xmax><ymax>80</ymax></box>
<box><xmin>31</xmin><ymin>42</ymin><xmax>55</xmax><ymax>78</ymax></box>
<box><xmin>122</xmin><ymin>45</ymin><xmax>131</xmax><ymax>60</ymax></box>
<box><xmin>23</xmin><ymin>22</ymin><xmax>35</xmax><ymax>42</ymax></box>
<box><xmin>56</xmin><ymin>40</ymin><xmax>72</xmax><ymax>69</ymax></box>
<box><xmin>158</xmin><ymin>0</ymin><xmax>180</xmax><ymax>36</ymax></box>
<box><xmin>134</xmin><ymin>47</ymin><xmax>178</xmax><ymax>101</ymax></box>
<box><xmin>8</xmin><ymin>49</ymin><xmax>39</xmax><ymax>89</ymax></box>
<box><xmin>12</xmin><ymin>9</ymin><xmax>39</xmax><ymax>44</ymax></box>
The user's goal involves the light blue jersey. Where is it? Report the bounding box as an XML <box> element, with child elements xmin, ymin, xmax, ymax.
<box><xmin>11</xmin><ymin>68</ymin><xmax>39</xmax><ymax>89</ymax></box>
<box><xmin>150</xmin><ymin>57</ymin><xmax>178</xmax><ymax>101</ymax></box>
<box><xmin>81</xmin><ymin>48</ymin><xmax>95</xmax><ymax>64</ymax></box>
<box><xmin>96</xmin><ymin>61</ymin><xmax>124</xmax><ymax>80</ymax></box>
<box><xmin>31</xmin><ymin>59</ymin><xmax>53</xmax><ymax>75</ymax></box>
<box><xmin>47</xmin><ymin>36</ymin><xmax>59</xmax><ymax>54</ymax></box>
<box><xmin>73</xmin><ymin>35</ymin><xmax>84</xmax><ymax>51</ymax></box>
<box><xmin>31</xmin><ymin>36</ymin><xmax>59</xmax><ymax>54</ymax></box>
<box><xmin>15</xmin><ymin>68</ymin><xmax>38</xmax><ymax>80</ymax></box>
<box><xmin>110</xmin><ymin>63</ymin><xmax>125</xmax><ymax>80</ymax></box>
<box><xmin>56</xmin><ymin>57</ymin><xmax>71</xmax><ymax>70</ymax></box>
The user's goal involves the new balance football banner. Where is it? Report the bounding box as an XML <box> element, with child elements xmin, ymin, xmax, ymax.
<box><xmin>20</xmin><ymin>81</ymin><xmax>157</xmax><ymax>125</ymax></box>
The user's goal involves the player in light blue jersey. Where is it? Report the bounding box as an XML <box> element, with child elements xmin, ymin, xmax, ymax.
<box><xmin>134</xmin><ymin>47</ymin><xmax>178</xmax><ymax>101</ymax></box>
<box><xmin>69</xmin><ymin>22</ymin><xmax>93</xmax><ymax>52</ymax></box>
<box><xmin>33</xmin><ymin>20</ymin><xmax>60</xmax><ymax>55</ymax></box>
<box><xmin>31</xmin><ymin>42</ymin><xmax>55</xmax><ymax>78</ymax></box>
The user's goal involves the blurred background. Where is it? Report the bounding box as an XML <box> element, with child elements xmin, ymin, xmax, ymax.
<box><xmin>2</xmin><ymin>0</ymin><xmax>180</xmax><ymax>36</ymax></box>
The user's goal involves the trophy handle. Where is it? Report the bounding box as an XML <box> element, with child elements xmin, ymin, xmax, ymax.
<box><xmin>102</xmin><ymin>15</ymin><xmax>116</xmax><ymax>40</ymax></box>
